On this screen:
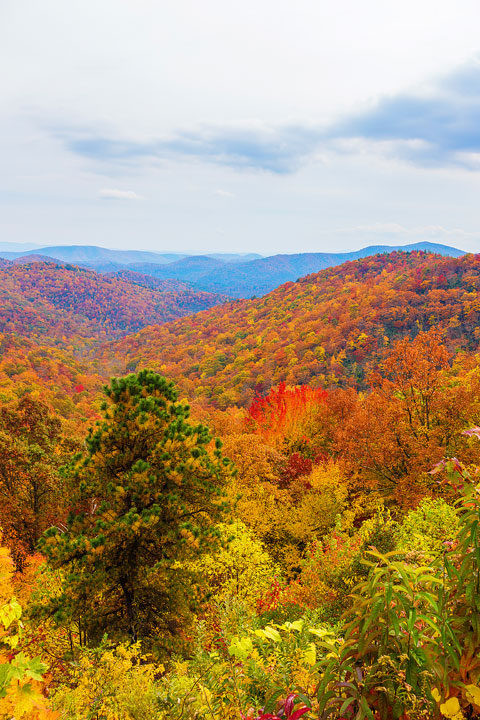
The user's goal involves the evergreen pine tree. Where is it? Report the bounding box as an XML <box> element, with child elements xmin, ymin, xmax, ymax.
<box><xmin>39</xmin><ymin>370</ymin><xmax>231</xmax><ymax>650</ymax></box>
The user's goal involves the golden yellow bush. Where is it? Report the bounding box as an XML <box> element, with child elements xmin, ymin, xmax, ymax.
<box><xmin>52</xmin><ymin>643</ymin><xmax>159</xmax><ymax>720</ymax></box>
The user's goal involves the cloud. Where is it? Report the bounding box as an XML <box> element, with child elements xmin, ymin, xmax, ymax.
<box><xmin>57</xmin><ymin>58</ymin><xmax>480</xmax><ymax>174</ymax></box>
<box><xmin>214</xmin><ymin>189</ymin><xmax>234</xmax><ymax>197</ymax></box>
<box><xmin>98</xmin><ymin>188</ymin><xmax>143</xmax><ymax>200</ymax></box>
<box><xmin>163</xmin><ymin>125</ymin><xmax>321</xmax><ymax>173</ymax></box>
<box><xmin>329</xmin><ymin>59</ymin><xmax>480</xmax><ymax>167</ymax></box>
<box><xmin>58</xmin><ymin>124</ymin><xmax>321</xmax><ymax>174</ymax></box>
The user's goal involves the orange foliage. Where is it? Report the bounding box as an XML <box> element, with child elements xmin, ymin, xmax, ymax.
<box><xmin>0</xmin><ymin>261</ymin><xmax>227</xmax><ymax>344</ymax></box>
<box><xmin>0</xmin><ymin>334</ymin><xmax>103</xmax><ymax>433</ymax></box>
<box><xmin>333</xmin><ymin>330</ymin><xmax>480</xmax><ymax>507</ymax></box>
<box><xmin>106</xmin><ymin>251</ymin><xmax>480</xmax><ymax>406</ymax></box>
<box><xmin>0</xmin><ymin>545</ymin><xmax>58</xmax><ymax>719</ymax></box>
<box><xmin>247</xmin><ymin>382</ymin><xmax>327</xmax><ymax>454</ymax></box>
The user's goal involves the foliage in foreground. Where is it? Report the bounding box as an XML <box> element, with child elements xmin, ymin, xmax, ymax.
<box><xmin>51</xmin><ymin>641</ymin><xmax>159</xmax><ymax>720</ymax></box>
<box><xmin>0</xmin><ymin>544</ymin><xmax>56</xmax><ymax>719</ymax></box>
<box><xmin>147</xmin><ymin>456</ymin><xmax>480</xmax><ymax>720</ymax></box>
<box><xmin>5</xmin><ymin>354</ymin><xmax>480</xmax><ymax>719</ymax></box>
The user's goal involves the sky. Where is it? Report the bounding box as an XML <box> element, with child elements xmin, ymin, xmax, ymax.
<box><xmin>3</xmin><ymin>0</ymin><xmax>480</xmax><ymax>255</ymax></box>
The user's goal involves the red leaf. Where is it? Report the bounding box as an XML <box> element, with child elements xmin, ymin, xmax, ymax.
<box><xmin>289</xmin><ymin>709</ymin><xmax>310</xmax><ymax>720</ymax></box>
<box><xmin>284</xmin><ymin>694</ymin><xmax>296</xmax><ymax>716</ymax></box>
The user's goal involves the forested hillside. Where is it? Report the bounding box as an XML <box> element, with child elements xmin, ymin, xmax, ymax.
<box><xmin>3</xmin><ymin>249</ymin><xmax>480</xmax><ymax>719</ymax></box>
<box><xmin>0</xmin><ymin>334</ymin><xmax>103</xmax><ymax>427</ymax></box>
<box><xmin>0</xmin><ymin>262</ymin><xmax>228</xmax><ymax>342</ymax></box>
<box><xmin>107</xmin><ymin>251</ymin><xmax>480</xmax><ymax>407</ymax></box>
<box><xmin>104</xmin><ymin>270</ymin><xmax>191</xmax><ymax>291</ymax></box>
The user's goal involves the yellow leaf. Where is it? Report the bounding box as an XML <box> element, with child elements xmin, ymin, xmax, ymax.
<box><xmin>440</xmin><ymin>696</ymin><xmax>460</xmax><ymax>717</ymax></box>
<box><xmin>465</xmin><ymin>684</ymin><xmax>480</xmax><ymax>707</ymax></box>
<box><xmin>303</xmin><ymin>643</ymin><xmax>316</xmax><ymax>666</ymax></box>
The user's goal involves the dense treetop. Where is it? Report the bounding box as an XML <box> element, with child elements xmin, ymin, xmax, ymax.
<box><xmin>0</xmin><ymin>261</ymin><xmax>228</xmax><ymax>343</ymax></box>
<box><xmin>105</xmin><ymin>251</ymin><xmax>480</xmax><ymax>407</ymax></box>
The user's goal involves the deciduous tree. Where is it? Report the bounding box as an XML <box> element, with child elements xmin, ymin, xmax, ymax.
<box><xmin>0</xmin><ymin>397</ymin><xmax>66</xmax><ymax>566</ymax></box>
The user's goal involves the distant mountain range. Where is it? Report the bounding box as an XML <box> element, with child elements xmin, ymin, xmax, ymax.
<box><xmin>190</xmin><ymin>242</ymin><xmax>466</xmax><ymax>297</ymax></box>
<box><xmin>0</xmin><ymin>245</ymin><xmax>187</xmax><ymax>265</ymax></box>
<box><xmin>0</xmin><ymin>244</ymin><xmax>261</xmax><ymax>267</ymax></box>
<box><xmin>104</xmin><ymin>270</ymin><xmax>192</xmax><ymax>292</ymax></box>
<box><xmin>128</xmin><ymin>256</ymin><xmax>226</xmax><ymax>284</ymax></box>
<box><xmin>0</xmin><ymin>241</ymin><xmax>467</xmax><ymax>298</ymax></box>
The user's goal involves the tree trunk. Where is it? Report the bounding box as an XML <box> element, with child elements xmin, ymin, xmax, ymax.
<box><xmin>120</xmin><ymin>578</ymin><xmax>137</xmax><ymax>643</ymax></box>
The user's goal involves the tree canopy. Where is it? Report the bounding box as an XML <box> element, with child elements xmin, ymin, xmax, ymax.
<box><xmin>40</xmin><ymin>370</ymin><xmax>232</xmax><ymax>650</ymax></box>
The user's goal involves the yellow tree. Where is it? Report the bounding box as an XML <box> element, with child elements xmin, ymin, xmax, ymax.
<box><xmin>0</xmin><ymin>544</ymin><xmax>57</xmax><ymax>719</ymax></box>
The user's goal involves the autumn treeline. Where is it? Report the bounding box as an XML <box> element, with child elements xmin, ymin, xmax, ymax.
<box><xmin>108</xmin><ymin>251</ymin><xmax>480</xmax><ymax>407</ymax></box>
<box><xmin>0</xmin><ymin>326</ymin><xmax>476</xmax><ymax>578</ymax></box>
<box><xmin>0</xmin><ymin>261</ymin><xmax>228</xmax><ymax>343</ymax></box>
<box><xmin>1</xmin><ymin>251</ymin><xmax>480</xmax><ymax>717</ymax></box>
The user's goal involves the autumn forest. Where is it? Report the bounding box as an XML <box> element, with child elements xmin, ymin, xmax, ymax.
<box><xmin>3</xmin><ymin>249</ymin><xmax>480</xmax><ymax>720</ymax></box>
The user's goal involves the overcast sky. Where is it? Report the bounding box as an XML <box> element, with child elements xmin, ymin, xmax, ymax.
<box><xmin>3</xmin><ymin>0</ymin><xmax>480</xmax><ymax>255</ymax></box>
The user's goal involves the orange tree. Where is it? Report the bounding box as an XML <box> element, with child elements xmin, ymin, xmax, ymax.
<box><xmin>0</xmin><ymin>397</ymin><xmax>69</xmax><ymax>567</ymax></box>
<box><xmin>336</xmin><ymin>330</ymin><xmax>480</xmax><ymax>508</ymax></box>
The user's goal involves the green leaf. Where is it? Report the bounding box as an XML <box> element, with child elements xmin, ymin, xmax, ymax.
<box><xmin>340</xmin><ymin>696</ymin><xmax>356</xmax><ymax>715</ymax></box>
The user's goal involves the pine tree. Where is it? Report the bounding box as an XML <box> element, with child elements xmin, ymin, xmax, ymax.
<box><xmin>39</xmin><ymin>370</ymin><xmax>231</xmax><ymax>650</ymax></box>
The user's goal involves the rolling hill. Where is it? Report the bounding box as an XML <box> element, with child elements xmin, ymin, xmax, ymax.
<box><xmin>189</xmin><ymin>241</ymin><xmax>466</xmax><ymax>298</ymax></box>
<box><xmin>12</xmin><ymin>254</ymin><xmax>67</xmax><ymax>266</ymax></box>
<box><xmin>129</xmin><ymin>255</ymin><xmax>226</xmax><ymax>283</ymax></box>
<box><xmin>0</xmin><ymin>245</ymin><xmax>186</xmax><ymax>266</ymax></box>
<box><xmin>103</xmin><ymin>250</ymin><xmax>480</xmax><ymax>408</ymax></box>
<box><xmin>0</xmin><ymin>262</ymin><xmax>228</xmax><ymax>343</ymax></box>
<box><xmin>104</xmin><ymin>270</ymin><xmax>191</xmax><ymax>292</ymax></box>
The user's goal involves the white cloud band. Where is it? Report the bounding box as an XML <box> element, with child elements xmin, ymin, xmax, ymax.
<box><xmin>98</xmin><ymin>188</ymin><xmax>143</xmax><ymax>200</ymax></box>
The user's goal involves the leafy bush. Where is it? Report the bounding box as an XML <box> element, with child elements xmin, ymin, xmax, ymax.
<box><xmin>157</xmin><ymin>614</ymin><xmax>336</xmax><ymax>719</ymax></box>
<box><xmin>288</xmin><ymin>509</ymin><xmax>397</xmax><ymax>620</ymax></box>
<box><xmin>188</xmin><ymin>521</ymin><xmax>282</xmax><ymax>610</ymax></box>
<box><xmin>0</xmin><ymin>544</ymin><xmax>56</xmax><ymax>719</ymax></box>
<box><xmin>395</xmin><ymin>496</ymin><xmax>459</xmax><ymax>559</ymax></box>
<box><xmin>52</xmin><ymin>641</ymin><xmax>160</xmax><ymax>720</ymax></box>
